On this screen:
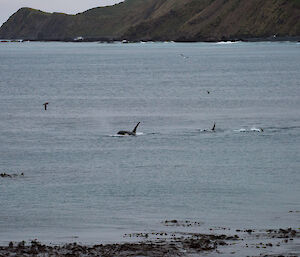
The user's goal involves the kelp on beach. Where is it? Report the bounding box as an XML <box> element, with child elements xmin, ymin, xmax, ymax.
<box><xmin>0</xmin><ymin>227</ymin><xmax>299</xmax><ymax>257</ymax></box>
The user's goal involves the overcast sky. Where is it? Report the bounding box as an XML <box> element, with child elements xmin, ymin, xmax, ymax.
<box><xmin>0</xmin><ymin>0</ymin><xmax>124</xmax><ymax>26</ymax></box>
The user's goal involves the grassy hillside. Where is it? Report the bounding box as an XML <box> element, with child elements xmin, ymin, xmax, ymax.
<box><xmin>124</xmin><ymin>0</ymin><xmax>300</xmax><ymax>41</ymax></box>
<box><xmin>0</xmin><ymin>0</ymin><xmax>299</xmax><ymax>41</ymax></box>
<box><xmin>0</xmin><ymin>0</ymin><xmax>164</xmax><ymax>40</ymax></box>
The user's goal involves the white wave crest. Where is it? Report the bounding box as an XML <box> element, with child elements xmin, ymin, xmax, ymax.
<box><xmin>216</xmin><ymin>41</ymin><xmax>240</xmax><ymax>45</ymax></box>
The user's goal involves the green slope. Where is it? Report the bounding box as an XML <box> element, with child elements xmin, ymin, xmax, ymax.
<box><xmin>0</xmin><ymin>0</ymin><xmax>299</xmax><ymax>41</ymax></box>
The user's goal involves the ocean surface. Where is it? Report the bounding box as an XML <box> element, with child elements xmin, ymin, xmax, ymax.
<box><xmin>0</xmin><ymin>41</ymin><xmax>299</xmax><ymax>244</ymax></box>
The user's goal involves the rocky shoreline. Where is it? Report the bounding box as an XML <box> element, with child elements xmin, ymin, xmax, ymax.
<box><xmin>0</xmin><ymin>224</ymin><xmax>299</xmax><ymax>257</ymax></box>
<box><xmin>1</xmin><ymin>36</ymin><xmax>300</xmax><ymax>43</ymax></box>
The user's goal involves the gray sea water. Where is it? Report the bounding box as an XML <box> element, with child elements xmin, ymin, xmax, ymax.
<box><xmin>0</xmin><ymin>41</ymin><xmax>299</xmax><ymax>244</ymax></box>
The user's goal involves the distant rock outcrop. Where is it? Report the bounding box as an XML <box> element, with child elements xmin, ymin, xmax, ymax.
<box><xmin>0</xmin><ymin>0</ymin><xmax>299</xmax><ymax>41</ymax></box>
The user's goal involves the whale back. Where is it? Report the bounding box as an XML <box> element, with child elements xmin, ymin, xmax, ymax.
<box><xmin>117</xmin><ymin>130</ymin><xmax>133</xmax><ymax>135</ymax></box>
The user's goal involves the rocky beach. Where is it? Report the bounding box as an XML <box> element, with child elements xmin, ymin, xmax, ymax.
<box><xmin>0</xmin><ymin>223</ymin><xmax>299</xmax><ymax>257</ymax></box>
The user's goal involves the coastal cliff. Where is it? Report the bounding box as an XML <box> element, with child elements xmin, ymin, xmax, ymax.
<box><xmin>0</xmin><ymin>0</ymin><xmax>299</xmax><ymax>41</ymax></box>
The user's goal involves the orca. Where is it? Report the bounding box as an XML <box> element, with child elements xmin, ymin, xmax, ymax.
<box><xmin>203</xmin><ymin>122</ymin><xmax>216</xmax><ymax>132</ymax></box>
<box><xmin>251</xmin><ymin>127</ymin><xmax>264</xmax><ymax>132</ymax></box>
<box><xmin>43</xmin><ymin>102</ymin><xmax>49</xmax><ymax>110</ymax></box>
<box><xmin>179</xmin><ymin>53</ymin><xmax>189</xmax><ymax>59</ymax></box>
<box><xmin>117</xmin><ymin>122</ymin><xmax>140</xmax><ymax>136</ymax></box>
<box><xmin>211</xmin><ymin>122</ymin><xmax>216</xmax><ymax>131</ymax></box>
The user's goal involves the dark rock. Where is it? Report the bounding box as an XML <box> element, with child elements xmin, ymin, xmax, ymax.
<box><xmin>17</xmin><ymin>241</ymin><xmax>25</xmax><ymax>249</ymax></box>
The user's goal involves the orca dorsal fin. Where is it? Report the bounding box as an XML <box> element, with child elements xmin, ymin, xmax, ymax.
<box><xmin>212</xmin><ymin>122</ymin><xmax>216</xmax><ymax>131</ymax></box>
<box><xmin>132</xmin><ymin>122</ymin><xmax>140</xmax><ymax>134</ymax></box>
